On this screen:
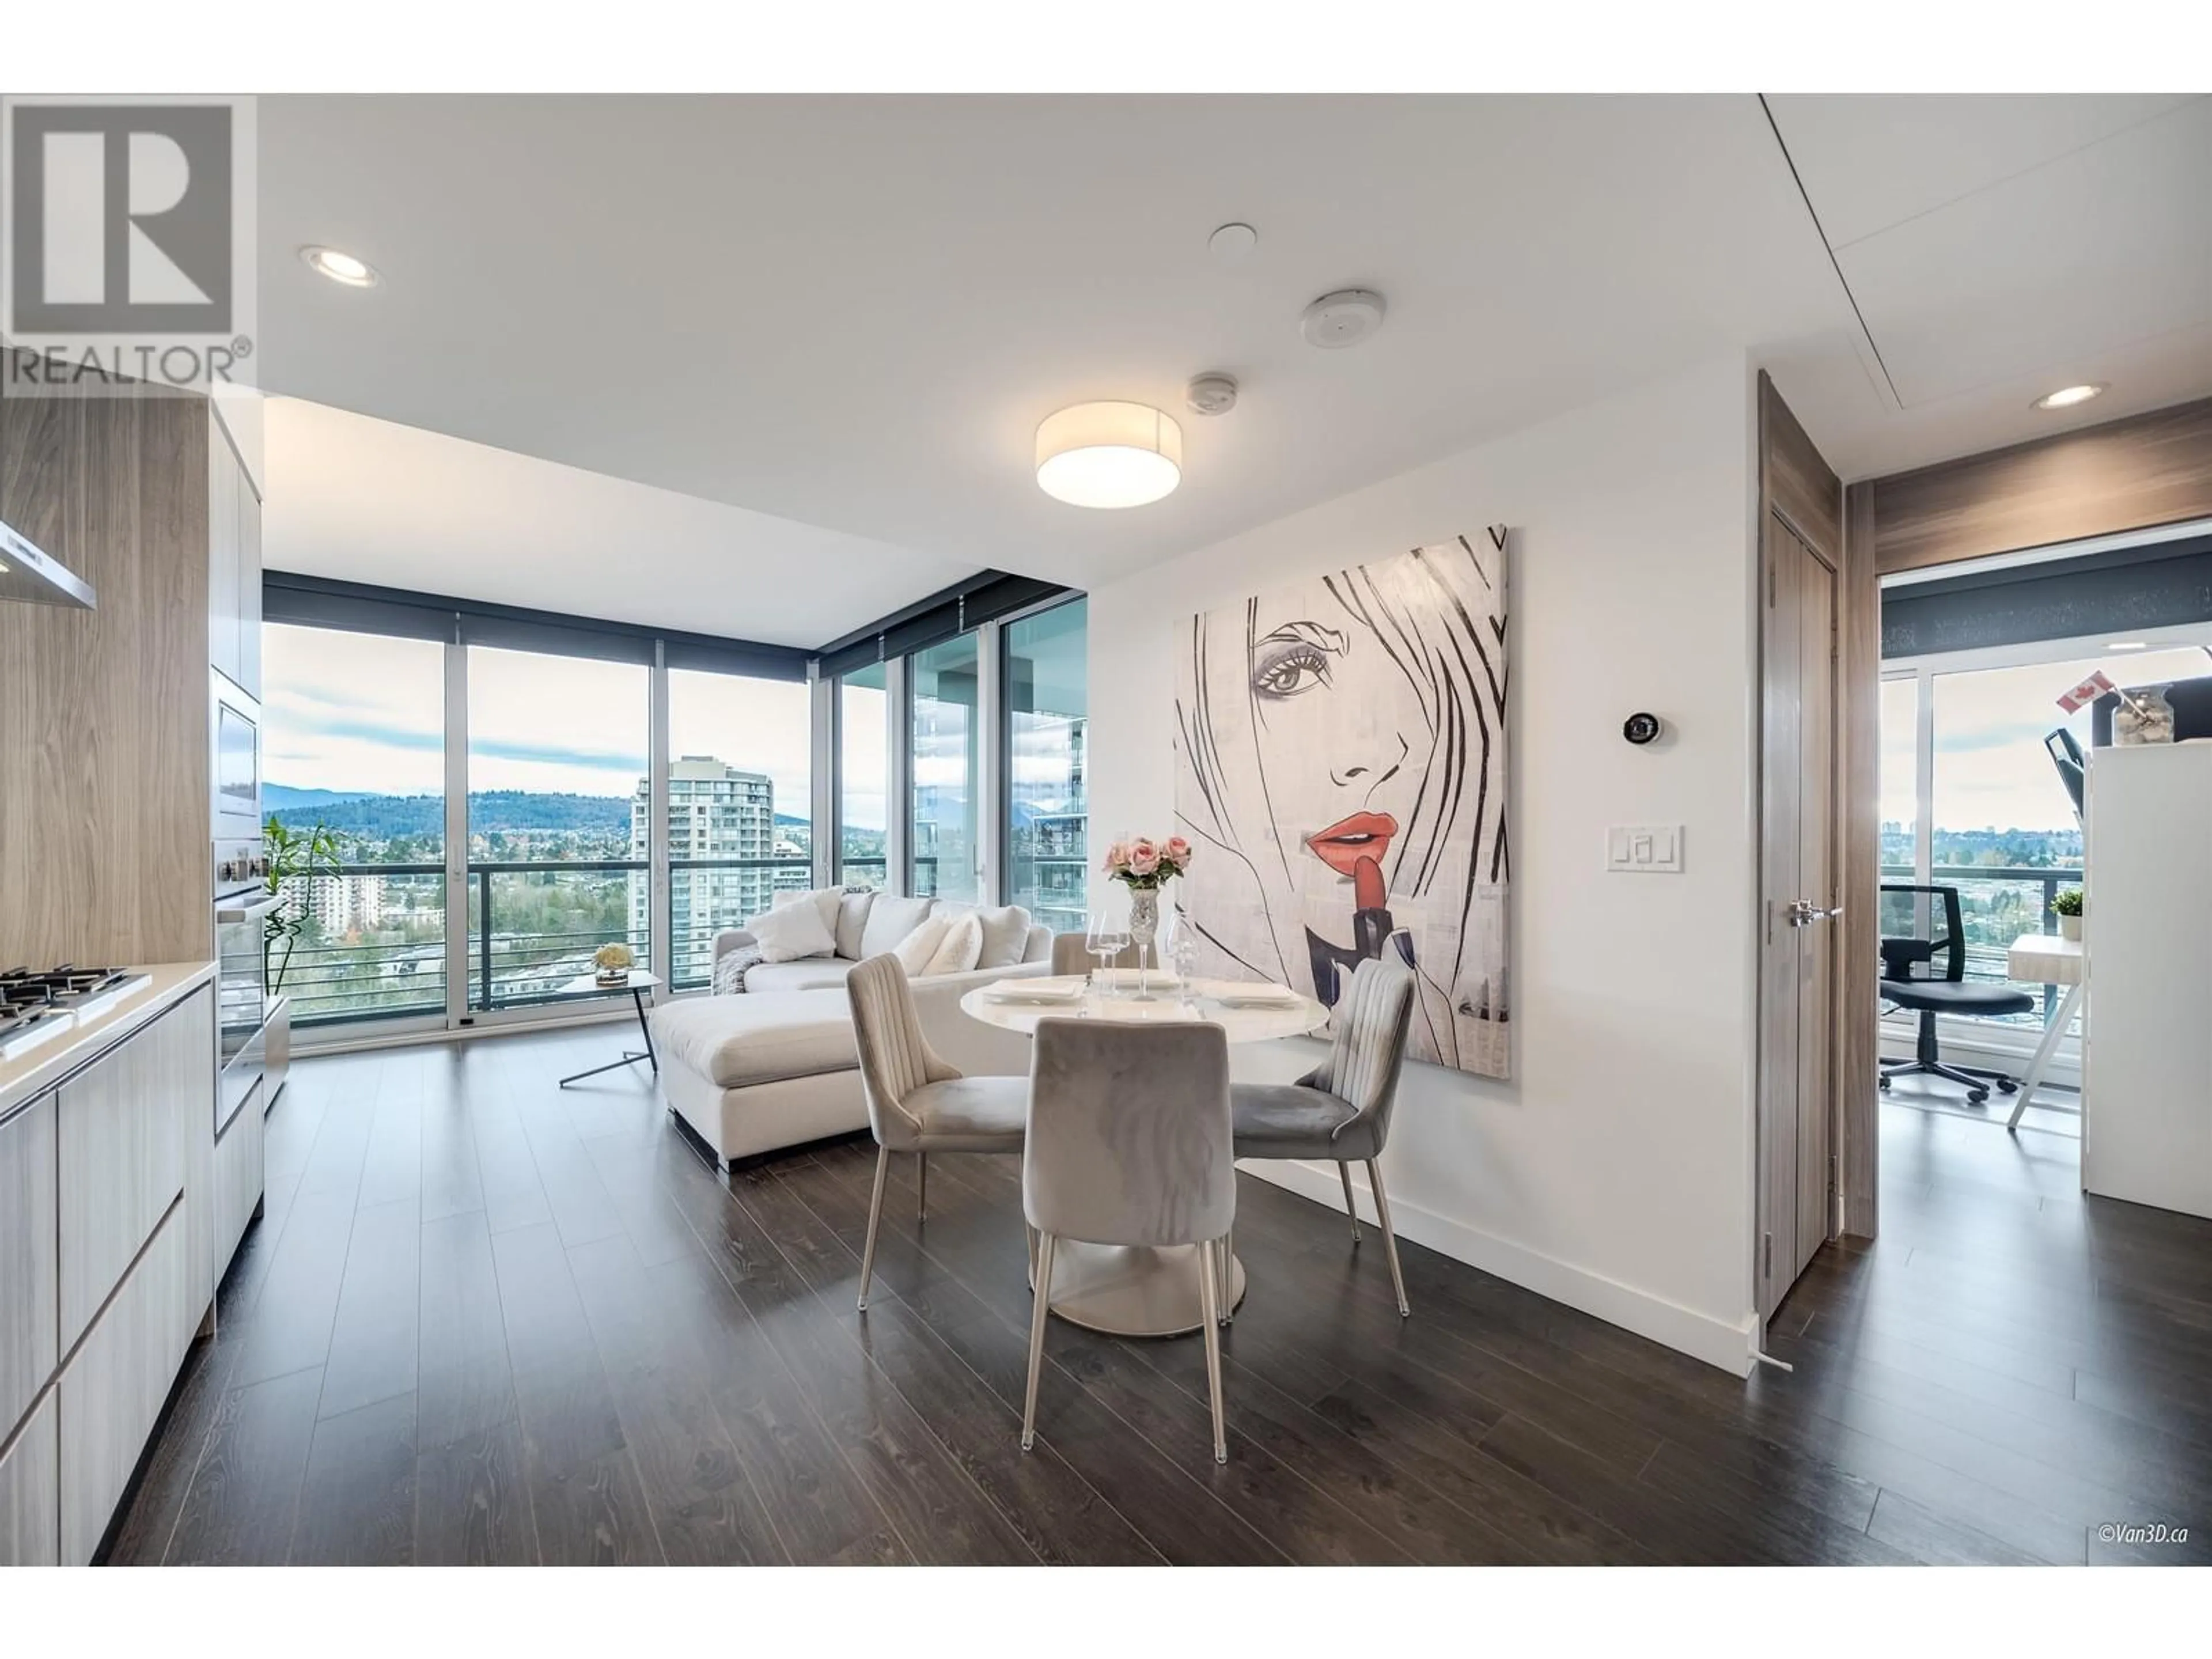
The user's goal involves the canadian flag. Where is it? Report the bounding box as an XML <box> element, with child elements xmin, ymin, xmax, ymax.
<box><xmin>2056</xmin><ymin>670</ymin><xmax>2117</xmax><ymax>714</ymax></box>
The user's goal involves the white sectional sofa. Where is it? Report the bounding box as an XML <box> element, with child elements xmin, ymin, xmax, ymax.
<box><xmin>650</xmin><ymin>889</ymin><xmax>1053</xmax><ymax>1167</ymax></box>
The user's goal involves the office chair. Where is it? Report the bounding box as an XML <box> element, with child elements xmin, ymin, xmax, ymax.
<box><xmin>1877</xmin><ymin>884</ymin><xmax>2036</xmax><ymax>1106</ymax></box>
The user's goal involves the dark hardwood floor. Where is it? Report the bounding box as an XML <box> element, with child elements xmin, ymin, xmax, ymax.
<box><xmin>101</xmin><ymin>1027</ymin><xmax>2212</xmax><ymax>1566</ymax></box>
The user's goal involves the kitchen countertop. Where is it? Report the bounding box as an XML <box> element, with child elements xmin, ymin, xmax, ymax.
<box><xmin>0</xmin><ymin>961</ymin><xmax>217</xmax><ymax>1123</ymax></box>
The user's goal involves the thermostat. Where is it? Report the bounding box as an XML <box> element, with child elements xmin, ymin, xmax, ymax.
<box><xmin>1623</xmin><ymin>713</ymin><xmax>1663</xmax><ymax>746</ymax></box>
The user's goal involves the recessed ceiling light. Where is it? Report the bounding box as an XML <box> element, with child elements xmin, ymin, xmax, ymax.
<box><xmin>2032</xmin><ymin>383</ymin><xmax>2105</xmax><ymax>411</ymax></box>
<box><xmin>2106</xmin><ymin>641</ymin><xmax>2149</xmax><ymax>652</ymax></box>
<box><xmin>301</xmin><ymin>245</ymin><xmax>380</xmax><ymax>288</ymax></box>
<box><xmin>1035</xmin><ymin>402</ymin><xmax>1182</xmax><ymax>509</ymax></box>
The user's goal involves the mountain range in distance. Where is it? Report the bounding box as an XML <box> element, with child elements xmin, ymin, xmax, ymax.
<box><xmin>264</xmin><ymin>785</ymin><xmax>834</xmax><ymax>836</ymax></box>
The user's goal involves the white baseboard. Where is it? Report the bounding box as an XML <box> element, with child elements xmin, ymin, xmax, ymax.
<box><xmin>1241</xmin><ymin>1159</ymin><xmax>1758</xmax><ymax>1377</ymax></box>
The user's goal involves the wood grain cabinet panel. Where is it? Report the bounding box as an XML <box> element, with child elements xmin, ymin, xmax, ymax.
<box><xmin>237</xmin><ymin>466</ymin><xmax>263</xmax><ymax>698</ymax></box>
<box><xmin>57</xmin><ymin>994</ymin><xmax>205</xmax><ymax>1351</ymax></box>
<box><xmin>58</xmin><ymin>1204</ymin><xmax>192</xmax><ymax>1565</ymax></box>
<box><xmin>0</xmin><ymin>1096</ymin><xmax>59</xmax><ymax>1443</ymax></box>
<box><xmin>56</xmin><ymin>1203</ymin><xmax>191</xmax><ymax>1566</ymax></box>
<box><xmin>207</xmin><ymin>417</ymin><xmax>240</xmax><ymax>692</ymax></box>
<box><xmin>0</xmin><ymin>1393</ymin><xmax>60</xmax><ymax>1566</ymax></box>
<box><xmin>211</xmin><ymin>1084</ymin><xmax>265</xmax><ymax>1288</ymax></box>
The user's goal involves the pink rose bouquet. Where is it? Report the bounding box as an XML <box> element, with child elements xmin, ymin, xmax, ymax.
<box><xmin>1100</xmin><ymin>833</ymin><xmax>1194</xmax><ymax>891</ymax></box>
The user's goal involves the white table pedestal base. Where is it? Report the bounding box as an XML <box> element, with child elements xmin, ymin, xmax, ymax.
<box><xmin>1042</xmin><ymin>1242</ymin><xmax>1247</xmax><ymax>1338</ymax></box>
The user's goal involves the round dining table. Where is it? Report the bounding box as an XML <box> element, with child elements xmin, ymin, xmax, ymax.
<box><xmin>959</xmin><ymin>974</ymin><xmax>1329</xmax><ymax>1339</ymax></box>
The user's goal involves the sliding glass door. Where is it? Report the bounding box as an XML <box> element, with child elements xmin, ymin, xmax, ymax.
<box><xmin>910</xmin><ymin>635</ymin><xmax>980</xmax><ymax>903</ymax></box>
<box><xmin>838</xmin><ymin>662</ymin><xmax>892</xmax><ymax>889</ymax></box>
<box><xmin>1002</xmin><ymin>598</ymin><xmax>1088</xmax><ymax>932</ymax></box>
<box><xmin>664</xmin><ymin>668</ymin><xmax>814</xmax><ymax>988</ymax></box>
<box><xmin>260</xmin><ymin>623</ymin><xmax>450</xmax><ymax>1027</ymax></box>
<box><xmin>465</xmin><ymin>645</ymin><xmax>650</xmax><ymax>1012</ymax></box>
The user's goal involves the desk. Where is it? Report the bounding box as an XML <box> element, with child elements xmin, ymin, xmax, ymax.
<box><xmin>961</xmin><ymin>975</ymin><xmax>1328</xmax><ymax>1338</ymax></box>
<box><xmin>2004</xmin><ymin>934</ymin><xmax>2083</xmax><ymax>1132</ymax></box>
<box><xmin>553</xmin><ymin>971</ymin><xmax>662</xmax><ymax>1088</ymax></box>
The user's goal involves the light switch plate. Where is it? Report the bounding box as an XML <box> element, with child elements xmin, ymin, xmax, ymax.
<box><xmin>1607</xmin><ymin>824</ymin><xmax>1684</xmax><ymax>873</ymax></box>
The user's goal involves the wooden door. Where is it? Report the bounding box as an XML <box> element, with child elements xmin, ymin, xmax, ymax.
<box><xmin>1759</xmin><ymin>511</ymin><xmax>1840</xmax><ymax>1319</ymax></box>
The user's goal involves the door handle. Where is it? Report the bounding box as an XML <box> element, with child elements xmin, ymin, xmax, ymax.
<box><xmin>1786</xmin><ymin>900</ymin><xmax>1843</xmax><ymax>927</ymax></box>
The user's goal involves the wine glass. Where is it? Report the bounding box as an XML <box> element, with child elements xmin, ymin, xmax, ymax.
<box><xmin>1161</xmin><ymin>905</ymin><xmax>1198</xmax><ymax>1013</ymax></box>
<box><xmin>1086</xmin><ymin>903</ymin><xmax>1130</xmax><ymax>999</ymax></box>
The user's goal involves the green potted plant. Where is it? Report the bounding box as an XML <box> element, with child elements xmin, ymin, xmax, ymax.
<box><xmin>2051</xmin><ymin>886</ymin><xmax>2085</xmax><ymax>943</ymax></box>
<box><xmin>263</xmin><ymin>816</ymin><xmax>345</xmax><ymax>993</ymax></box>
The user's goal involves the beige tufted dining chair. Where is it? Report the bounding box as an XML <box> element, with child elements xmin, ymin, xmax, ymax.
<box><xmin>846</xmin><ymin>954</ymin><xmax>1030</xmax><ymax>1313</ymax></box>
<box><xmin>1229</xmin><ymin>956</ymin><xmax>1418</xmax><ymax>1317</ymax></box>
<box><xmin>1021</xmin><ymin>1017</ymin><xmax>1237</xmax><ymax>1463</ymax></box>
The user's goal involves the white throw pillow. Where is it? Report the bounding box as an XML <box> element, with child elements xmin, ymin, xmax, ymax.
<box><xmin>748</xmin><ymin>895</ymin><xmax>838</xmax><ymax>964</ymax></box>
<box><xmin>834</xmin><ymin>890</ymin><xmax>876</xmax><ymax>959</ymax></box>
<box><xmin>861</xmin><ymin>893</ymin><xmax>936</xmax><ymax>959</ymax></box>
<box><xmin>892</xmin><ymin>914</ymin><xmax>950</xmax><ymax>976</ymax></box>
<box><xmin>973</xmin><ymin>904</ymin><xmax>1034</xmax><ymax>969</ymax></box>
<box><xmin>771</xmin><ymin>885</ymin><xmax>843</xmax><ymax>938</ymax></box>
<box><xmin>921</xmin><ymin>911</ymin><xmax>984</xmax><ymax>977</ymax></box>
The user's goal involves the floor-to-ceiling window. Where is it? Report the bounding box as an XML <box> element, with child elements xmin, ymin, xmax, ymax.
<box><xmin>260</xmin><ymin>623</ymin><xmax>449</xmax><ymax>1026</ymax></box>
<box><xmin>838</xmin><ymin>661</ymin><xmax>891</xmax><ymax>889</ymax></box>
<box><xmin>910</xmin><ymin>635</ymin><xmax>980</xmax><ymax>902</ymax></box>
<box><xmin>1883</xmin><ymin>632</ymin><xmax>2211</xmax><ymax>1024</ymax></box>
<box><xmin>663</xmin><ymin>668</ymin><xmax>813</xmax><ymax>988</ymax></box>
<box><xmin>465</xmin><ymin>645</ymin><xmax>650</xmax><ymax>1010</ymax></box>
<box><xmin>1002</xmin><ymin>597</ymin><xmax>1087</xmax><ymax>931</ymax></box>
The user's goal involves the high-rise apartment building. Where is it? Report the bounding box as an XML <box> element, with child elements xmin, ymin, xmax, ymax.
<box><xmin>630</xmin><ymin>756</ymin><xmax>783</xmax><ymax>980</ymax></box>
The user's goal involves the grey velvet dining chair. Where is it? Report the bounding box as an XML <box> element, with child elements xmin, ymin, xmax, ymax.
<box><xmin>1022</xmin><ymin>1017</ymin><xmax>1237</xmax><ymax>1464</ymax></box>
<box><xmin>1049</xmin><ymin>931</ymin><xmax>1139</xmax><ymax>976</ymax></box>
<box><xmin>846</xmin><ymin>953</ymin><xmax>1031</xmax><ymax>1313</ymax></box>
<box><xmin>1229</xmin><ymin>955</ymin><xmax>1418</xmax><ymax>1317</ymax></box>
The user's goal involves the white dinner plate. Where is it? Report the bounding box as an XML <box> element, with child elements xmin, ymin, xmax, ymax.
<box><xmin>984</xmin><ymin>978</ymin><xmax>1087</xmax><ymax>1004</ymax></box>
<box><xmin>1209</xmin><ymin>984</ymin><xmax>1305</xmax><ymax>1009</ymax></box>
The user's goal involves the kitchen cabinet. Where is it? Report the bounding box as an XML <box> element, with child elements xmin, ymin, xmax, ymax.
<box><xmin>211</xmin><ymin>1079</ymin><xmax>264</xmax><ymax>1293</ymax></box>
<box><xmin>0</xmin><ymin>979</ymin><xmax>222</xmax><ymax>1565</ymax></box>
<box><xmin>56</xmin><ymin>991</ymin><xmax>202</xmax><ymax>1351</ymax></box>
<box><xmin>207</xmin><ymin>408</ymin><xmax>261</xmax><ymax>699</ymax></box>
<box><xmin>0</xmin><ymin>1094</ymin><xmax>58</xmax><ymax>1444</ymax></box>
<box><xmin>0</xmin><ymin>1395</ymin><xmax>59</xmax><ymax>1567</ymax></box>
<box><xmin>58</xmin><ymin>1203</ymin><xmax>192</xmax><ymax>1564</ymax></box>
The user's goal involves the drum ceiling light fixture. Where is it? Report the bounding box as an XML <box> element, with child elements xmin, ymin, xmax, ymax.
<box><xmin>1035</xmin><ymin>401</ymin><xmax>1183</xmax><ymax>509</ymax></box>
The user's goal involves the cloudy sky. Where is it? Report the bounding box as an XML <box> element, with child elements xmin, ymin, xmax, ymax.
<box><xmin>1883</xmin><ymin>643</ymin><xmax>2212</xmax><ymax>834</ymax></box>
<box><xmin>263</xmin><ymin>625</ymin><xmax>843</xmax><ymax>824</ymax></box>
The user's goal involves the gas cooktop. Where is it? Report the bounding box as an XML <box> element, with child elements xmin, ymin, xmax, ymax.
<box><xmin>0</xmin><ymin>965</ymin><xmax>154</xmax><ymax>1060</ymax></box>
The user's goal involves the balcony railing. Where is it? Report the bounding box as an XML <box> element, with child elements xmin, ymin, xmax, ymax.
<box><xmin>667</xmin><ymin>857</ymin><xmax>813</xmax><ymax>991</ymax></box>
<box><xmin>1880</xmin><ymin>862</ymin><xmax>2082</xmax><ymax>1026</ymax></box>
<box><xmin>267</xmin><ymin>864</ymin><xmax>448</xmax><ymax>1027</ymax></box>
<box><xmin>467</xmin><ymin>860</ymin><xmax>650</xmax><ymax>1012</ymax></box>
<box><xmin>272</xmin><ymin>860</ymin><xmax>654</xmax><ymax>1027</ymax></box>
<box><xmin>275</xmin><ymin>849</ymin><xmax>1094</xmax><ymax>1025</ymax></box>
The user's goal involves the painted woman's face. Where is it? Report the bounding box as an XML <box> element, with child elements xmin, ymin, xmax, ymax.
<box><xmin>1244</xmin><ymin>590</ymin><xmax>1434</xmax><ymax>934</ymax></box>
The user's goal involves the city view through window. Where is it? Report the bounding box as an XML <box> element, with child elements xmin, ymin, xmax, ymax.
<box><xmin>262</xmin><ymin>604</ymin><xmax>1089</xmax><ymax>1028</ymax></box>
<box><xmin>1880</xmin><ymin>641</ymin><xmax>2212</xmax><ymax>1018</ymax></box>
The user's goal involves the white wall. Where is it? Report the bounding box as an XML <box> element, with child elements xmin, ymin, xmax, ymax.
<box><xmin>1087</xmin><ymin>354</ymin><xmax>1764</xmax><ymax>1372</ymax></box>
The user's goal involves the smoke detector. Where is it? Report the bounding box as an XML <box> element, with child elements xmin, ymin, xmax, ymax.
<box><xmin>1301</xmin><ymin>289</ymin><xmax>1386</xmax><ymax>349</ymax></box>
<box><xmin>1186</xmin><ymin>373</ymin><xmax>1239</xmax><ymax>416</ymax></box>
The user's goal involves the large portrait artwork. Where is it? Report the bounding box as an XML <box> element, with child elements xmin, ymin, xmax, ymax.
<box><xmin>1173</xmin><ymin>529</ymin><xmax>1510</xmax><ymax>1077</ymax></box>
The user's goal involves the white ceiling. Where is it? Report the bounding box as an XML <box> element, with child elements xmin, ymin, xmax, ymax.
<box><xmin>249</xmin><ymin>94</ymin><xmax>2212</xmax><ymax>638</ymax></box>
<box><xmin>264</xmin><ymin>398</ymin><xmax>975</xmax><ymax>646</ymax></box>
<box><xmin>1766</xmin><ymin>93</ymin><xmax>2212</xmax><ymax>474</ymax></box>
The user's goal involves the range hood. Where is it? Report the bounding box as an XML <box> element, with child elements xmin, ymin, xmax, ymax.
<box><xmin>0</xmin><ymin>518</ymin><xmax>95</xmax><ymax>609</ymax></box>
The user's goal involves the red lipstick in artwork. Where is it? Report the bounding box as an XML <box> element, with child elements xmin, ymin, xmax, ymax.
<box><xmin>1306</xmin><ymin>812</ymin><xmax>1399</xmax><ymax>880</ymax></box>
